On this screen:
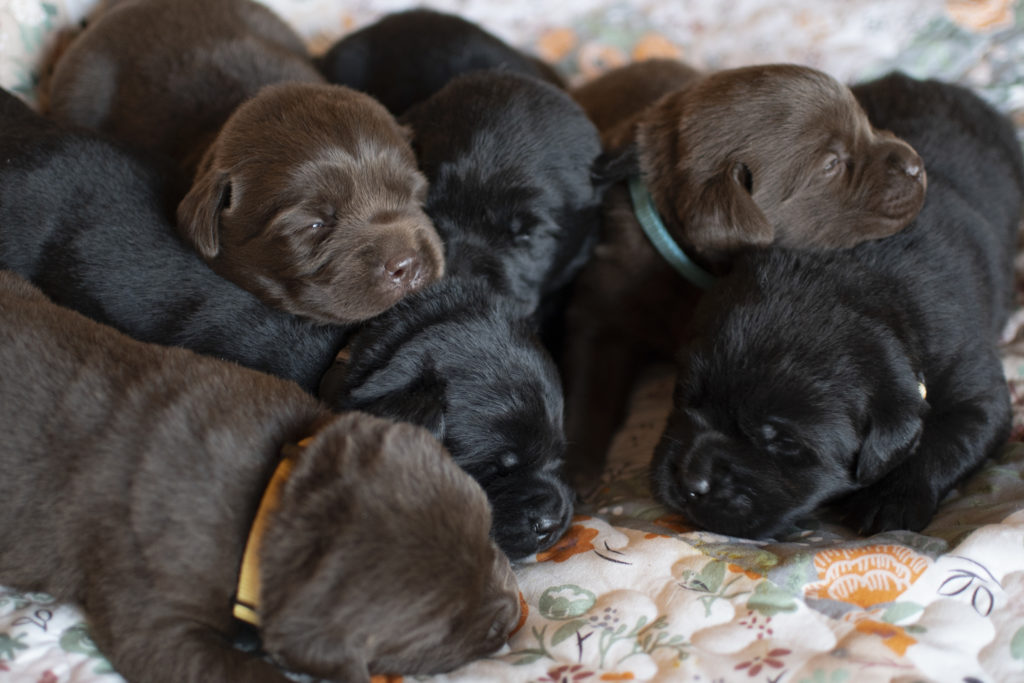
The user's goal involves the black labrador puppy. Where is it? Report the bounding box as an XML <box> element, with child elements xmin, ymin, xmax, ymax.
<box><xmin>400</xmin><ymin>70</ymin><xmax>614</xmax><ymax>321</ymax></box>
<box><xmin>321</xmin><ymin>276</ymin><xmax>574</xmax><ymax>560</ymax></box>
<box><xmin>317</xmin><ymin>8</ymin><xmax>564</xmax><ymax>116</ymax></box>
<box><xmin>650</xmin><ymin>73</ymin><xmax>1023</xmax><ymax>538</ymax></box>
<box><xmin>0</xmin><ymin>89</ymin><xmax>346</xmax><ymax>392</ymax></box>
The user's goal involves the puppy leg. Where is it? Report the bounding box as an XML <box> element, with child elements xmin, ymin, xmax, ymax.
<box><xmin>93</xmin><ymin>618</ymin><xmax>292</xmax><ymax>683</ymax></box>
<box><xmin>563</xmin><ymin>329</ymin><xmax>642</xmax><ymax>492</ymax></box>
<box><xmin>843</xmin><ymin>356</ymin><xmax>1011</xmax><ymax>534</ymax></box>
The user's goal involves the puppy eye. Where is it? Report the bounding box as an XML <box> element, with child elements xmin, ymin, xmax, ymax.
<box><xmin>308</xmin><ymin>221</ymin><xmax>325</xmax><ymax>230</ymax></box>
<box><xmin>499</xmin><ymin>452</ymin><xmax>519</xmax><ymax>471</ymax></box>
<box><xmin>757</xmin><ymin>422</ymin><xmax>802</xmax><ymax>456</ymax></box>
<box><xmin>823</xmin><ymin>153</ymin><xmax>846</xmax><ymax>177</ymax></box>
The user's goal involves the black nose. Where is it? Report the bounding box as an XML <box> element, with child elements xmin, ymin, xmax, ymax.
<box><xmin>531</xmin><ymin>514</ymin><xmax>565</xmax><ymax>548</ymax></box>
<box><xmin>384</xmin><ymin>253</ymin><xmax>424</xmax><ymax>290</ymax></box>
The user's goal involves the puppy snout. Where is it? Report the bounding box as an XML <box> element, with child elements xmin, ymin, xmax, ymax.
<box><xmin>886</xmin><ymin>145</ymin><xmax>926</xmax><ymax>184</ymax></box>
<box><xmin>681</xmin><ymin>470</ymin><xmax>711</xmax><ymax>499</ymax></box>
<box><xmin>531</xmin><ymin>513</ymin><xmax>564</xmax><ymax>548</ymax></box>
<box><xmin>383</xmin><ymin>253</ymin><xmax>424</xmax><ymax>290</ymax></box>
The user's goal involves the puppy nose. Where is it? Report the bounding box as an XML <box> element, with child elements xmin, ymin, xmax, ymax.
<box><xmin>384</xmin><ymin>253</ymin><xmax>424</xmax><ymax>290</ymax></box>
<box><xmin>531</xmin><ymin>514</ymin><xmax>565</xmax><ymax>548</ymax></box>
<box><xmin>679</xmin><ymin>469</ymin><xmax>711</xmax><ymax>499</ymax></box>
<box><xmin>887</xmin><ymin>147</ymin><xmax>925</xmax><ymax>182</ymax></box>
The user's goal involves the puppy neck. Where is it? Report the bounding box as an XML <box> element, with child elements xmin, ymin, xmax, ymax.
<box><xmin>232</xmin><ymin>437</ymin><xmax>312</xmax><ymax>626</ymax></box>
<box><xmin>628</xmin><ymin>176</ymin><xmax>716</xmax><ymax>290</ymax></box>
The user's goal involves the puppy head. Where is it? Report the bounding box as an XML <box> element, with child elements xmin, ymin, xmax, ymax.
<box><xmin>638</xmin><ymin>64</ymin><xmax>926</xmax><ymax>260</ymax></box>
<box><xmin>327</xmin><ymin>281</ymin><xmax>575</xmax><ymax>559</ymax></box>
<box><xmin>401</xmin><ymin>71</ymin><xmax>609</xmax><ymax>313</ymax></box>
<box><xmin>177</xmin><ymin>82</ymin><xmax>445</xmax><ymax>324</ymax></box>
<box><xmin>650</xmin><ymin>255</ymin><xmax>928</xmax><ymax>538</ymax></box>
<box><xmin>259</xmin><ymin>413</ymin><xmax>520</xmax><ymax>682</ymax></box>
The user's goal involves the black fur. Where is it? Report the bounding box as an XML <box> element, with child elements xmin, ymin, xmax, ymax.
<box><xmin>317</xmin><ymin>8</ymin><xmax>564</xmax><ymax>116</ymax></box>
<box><xmin>320</xmin><ymin>277</ymin><xmax>573</xmax><ymax>560</ymax></box>
<box><xmin>400</xmin><ymin>70</ymin><xmax>615</xmax><ymax>321</ymax></box>
<box><xmin>0</xmin><ymin>90</ymin><xmax>346</xmax><ymax>392</ymax></box>
<box><xmin>650</xmin><ymin>73</ymin><xmax>1022</xmax><ymax>538</ymax></box>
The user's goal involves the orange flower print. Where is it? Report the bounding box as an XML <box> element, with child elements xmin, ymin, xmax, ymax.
<box><xmin>509</xmin><ymin>591</ymin><xmax>529</xmax><ymax>637</ymax></box>
<box><xmin>805</xmin><ymin>545</ymin><xmax>929</xmax><ymax>608</ymax></box>
<box><xmin>536</xmin><ymin>524</ymin><xmax>598</xmax><ymax>563</ymax></box>
<box><xmin>631</xmin><ymin>33</ymin><xmax>682</xmax><ymax>61</ymax></box>
<box><xmin>600</xmin><ymin>673</ymin><xmax>635</xmax><ymax>681</ymax></box>
<box><xmin>644</xmin><ymin>514</ymin><xmax>694</xmax><ymax>538</ymax></box>
<box><xmin>855</xmin><ymin>619</ymin><xmax>917</xmax><ymax>656</ymax></box>
<box><xmin>946</xmin><ymin>0</ymin><xmax>1015</xmax><ymax>32</ymax></box>
<box><xmin>537</xmin><ymin>28</ymin><xmax>577</xmax><ymax>62</ymax></box>
<box><xmin>728</xmin><ymin>564</ymin><xmax>763</xmax><ymax>581</ymax></box>
<box><xmin>370</xmin><ymin>676</ymin><xmax>403</xmax><ymax>683</ymax></box>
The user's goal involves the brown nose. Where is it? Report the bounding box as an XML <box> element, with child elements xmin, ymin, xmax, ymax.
<box><xmin>887</xmin><ymin>145</ymin><xmax>926</xmax><ymax>183</ymax></box>
<box><xmin>384</xmin><ymin>253</ymin><xmax>424</xmax><ymax>290</ymax></box>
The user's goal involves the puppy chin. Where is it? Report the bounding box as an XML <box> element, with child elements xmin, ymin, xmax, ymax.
<box><xmin>650</xmin><ymin>436</ymin><xmax>811</xmax><ymax>540</ymax></box>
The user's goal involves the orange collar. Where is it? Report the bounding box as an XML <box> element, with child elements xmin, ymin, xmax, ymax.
<box><xmin>233</xmin><ymin>437</ymin><xmax>312</xmax><ymax>626</ymax></box>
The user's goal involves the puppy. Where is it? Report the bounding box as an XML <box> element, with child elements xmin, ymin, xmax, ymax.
<box><xmin>320</xmin><ymin>277</ymin><xmax>574</xmax><ymax>560</ymax></box>
<box><xmin>0</xmin><ymin>88</ymin><xmax>344</xmax><ymax>393</ymax></box>
<box><xmin>317</xmin><ymin>8</ymin><xmax>565</xmax><ymax>116</ymax></box>
<box><xmin>0</xmin><ymin>271</ymin><xmax>520</xmax><ymax>683</ymax></box>
<box><xmin>562</xmin><ymin>60</ymin><xmax>928</xmax><ymax>485</ymax></box>
<box><xmin>650</xmin><ymin>73</ymin><xmax>1022</xmax><ymax>538</ymax></box>
<box><xmin>400</xmin><ymin>70</ymin><xmax>615</xmax><ymax>322</ymax></box>
<box><xmin>49</xmin><ymin>0</ymin><xmax>444</xmax><ymax>324</ymax></box>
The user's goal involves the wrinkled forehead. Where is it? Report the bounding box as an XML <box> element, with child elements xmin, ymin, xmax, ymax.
<box><xmin>691</xmin><ymin>65</ymin><xmax>869</xmax><ymax>138</ymax></box>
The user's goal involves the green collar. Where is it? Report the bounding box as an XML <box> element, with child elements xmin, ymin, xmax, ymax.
<box><xmin>628</xmin><ymin>176</ymin><xmax>716</xmax><ymax>291</ymax></box>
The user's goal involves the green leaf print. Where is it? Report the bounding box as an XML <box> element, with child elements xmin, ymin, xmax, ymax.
<box><xmin>60</xmin><ymin>623</ymin><xmax>114</xmax><ymax>674</ymax></box>
<box><xmin>881</xmin><ymin>602</ymin><xmax>924</xmax><ymax>624</ymax></box>
<box><xmin>538</xmin><ymin>585</ymin><xmax>597</xmax><ymax>620</ymax></box>
<box><xmin>551</xmin><ymin>619</ymin><xmax>588</xmax><ymax>645</ymax></box>
<box><xmin>746</xmin><ymin>581</ymin><xmax>797</xmax><ymax>616</ymax></box>
<box><xmin>1011</xmin><ymin>626</ymin><xmax>1024</xmax><ymax>661</ymax></box>
<box><xmin>0</xmin><ymin>632</ymin><xmax>29</xmax><ymax>661</ymax></box>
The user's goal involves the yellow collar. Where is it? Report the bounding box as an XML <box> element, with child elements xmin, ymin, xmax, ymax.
<box><xmin>233</xmin><ymin>437</ymin><xmax>312</xmax><ymax>626</ymax></box>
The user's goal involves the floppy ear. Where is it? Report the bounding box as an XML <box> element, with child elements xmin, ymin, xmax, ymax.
<box><xmin>590</xmin><ymin>145</ymin><xmax>640</xmax><ymax>194</ymax></box>
<box><xmin>674</xmin><ymin>162</ymin><xmax>774</xmax><ymax>254</ymax></box>
<box><xmin>855</xmin><ymin>375</ymin><xmax>928</xmax><ymax>484</ymax></box>
<box><xmin>176</xmin><ymin>162</ymin><xmax>230</xmax><ymax>260</ymax></box>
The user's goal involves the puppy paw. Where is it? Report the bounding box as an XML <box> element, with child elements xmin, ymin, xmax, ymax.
<box><xmin>842</xmin><ymin>476</ymin><xmax>939</xmax><ymax>536</ymax></box>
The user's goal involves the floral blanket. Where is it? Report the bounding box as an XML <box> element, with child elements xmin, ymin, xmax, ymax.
<box><xmin>2</xmin><ymin>1</ymin><xmax>1023</xmax><ymax>682</ymax></box>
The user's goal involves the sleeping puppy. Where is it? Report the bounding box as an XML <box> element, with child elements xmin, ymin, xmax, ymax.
<box><xmin>650</xmin><ymin>73</ymin><xmax>1022</xmax><ymax>538</ymax></box>
<box><xmin>317</xmin><ymin>8</ymin><xmax>565</xmax><ymax>116</ymax></box>
<box><xmin>49</xmin><ymin>0</ymin><xmax>444</xmax><ymax>324</ymax></box>
<box><xmin>400</xmin><ymin>70</ymin><xmax>613</xmax><ymax>321</ymax></box>
<box><xmin>0</xmin><ymin>88</ymin><xmax>344</xmax><ymax>393</ymax></box>
<box><xmin>320</xmin><ymin>277</ymin><xmax>574</xmax><ymax>560</ymax></box>
<box><xmin>0</xmin><ymin>271</ymin><xmax>520</xmax><ymax>683</ymax></box>
<box><xmin>562</xmin><ymin>60</ymin><xmax>928</xmax><ymax>486</ymax></box>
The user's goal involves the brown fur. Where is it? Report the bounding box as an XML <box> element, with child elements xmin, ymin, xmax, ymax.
<box><xmin>0</xmin><ymin>271</ymin><xmax>518</xmax><ymax>683</ymax></box>
<box><xmin>48</xmin><ymin>0</ymin><xmax>445</xmax><ymax>325</ymax></box>
<box><xmin>562</xmin><ymin>60</ymin><xmax>928</xmax><ymax>485</ymax></box>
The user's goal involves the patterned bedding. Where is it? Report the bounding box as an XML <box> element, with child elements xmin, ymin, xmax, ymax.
<box><xmin>2</xmin><ymin>1</ymin><xmax>1023</xmax><ymax>682</ymax></box>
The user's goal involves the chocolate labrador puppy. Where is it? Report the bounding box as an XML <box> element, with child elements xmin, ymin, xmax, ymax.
<box><xmin>317</xmin><ymin>8</ymin><xmax>564</xmax><ymax>116</ymax></box>
<box><xmin>0</xmin><ymin>88</ymin><xmax>343</xmax><ymax>392</ymax></box>
<box><xmin>49</xmin><ymin>0</ymin><xmax>444</xmax><ymax>324</ymax></box>
<box><xmin>0</xmin><ymin>271</ymin><xmax>520</xmax><ymax>683</ymax></box>
<box><xmin>320</xmin><ymin>277</ymin><xmax>574</xmax><ymax>560</ymax></box>
<box><xmin>562</xmin><ymin>60</ymin><xmax>928</xmax><ymax>486</ymax></box>
<box><xmin>650</xmin><ymin>73</ymin><xmax>1022</xmax><ymax>538</ymax></box>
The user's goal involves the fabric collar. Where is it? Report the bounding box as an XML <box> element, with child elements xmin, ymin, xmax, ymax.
<box><xmin>233</xmin><ymin>437</ymin><xmax>312</xmax><ymax>626</ymax></box>
<box><xmin>628</xmin><ymin>176</ymin><xmax>716</xmax><ymax>291</ymax></box>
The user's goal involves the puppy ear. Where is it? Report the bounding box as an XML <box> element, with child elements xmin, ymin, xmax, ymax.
<box><xmin>176</xmin><ymin>163</ymin><xmax>231</xmax><ymax>260</ymax></box>
<box><xmin>855</xmin><ymin>376</ymin><xmax>927</xmax><ymax>484</ymax></box>
<box><xmin>674</xmin><ymin>163</ymin><xmax>774</xmax><ymax>254</ymax></box>
<box><xmin>591</xmin><ymin>145</ymin><xmax>640</xmax><ymax>193</ymax></box>
<box><xmin>363</xmin><ymin>379</ymin><xmax>447</xmax><ymax>441</ymax></box>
